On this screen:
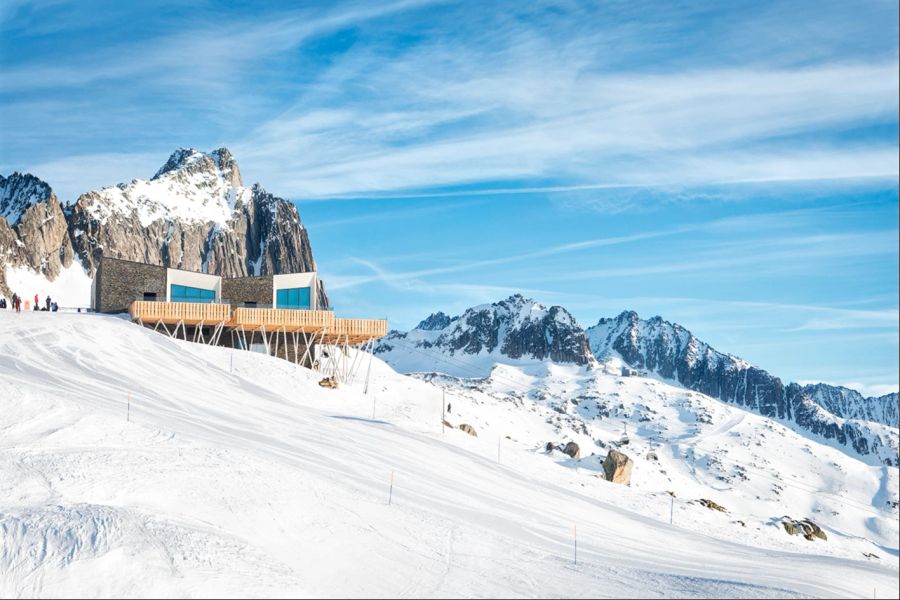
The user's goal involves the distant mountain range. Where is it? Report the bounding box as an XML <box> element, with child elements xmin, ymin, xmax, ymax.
<box><xmin>0</xmin><ymin>147</ymin><xmax>326</xmax><ymax>305</ymax></box>
<box><xmin>375</xmin><ymin>294</ymin><xmax>898</xmax><ymax>466</ymax></box>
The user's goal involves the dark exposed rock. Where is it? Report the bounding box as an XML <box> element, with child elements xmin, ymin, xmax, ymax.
<box><xmin>602</xmin><ymin>449</ymin><xmax>633</xmax><ymax>485</ymax></box>
<box><xmin>561</xmin><ymin>441</ymin><xmax>580</xmax><ymax>458</ymax></box>
<box><xmin>781</xmin><ymin>517</ymin><xmax>827</xmax><ymax>541</ymax></box>
<box><xmin>417</xmin><ymin>311</ymin><xmax>452</xmax><ymax>331</ymax></box>
<box><xmin>459</xmin><ymin>423</ymin><xmax>477</xmax><ymax>437</ymax></box>
<box><xmin>697</xmin><ymin>499</ymin><xmax>727</xmax><ymax>512</ymax></box>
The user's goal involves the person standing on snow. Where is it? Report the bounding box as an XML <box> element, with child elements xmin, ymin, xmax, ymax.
<box><xmin>45</xmin><ymin>295</ymin><xmax>51</xmax><ymax>311</ymax></box>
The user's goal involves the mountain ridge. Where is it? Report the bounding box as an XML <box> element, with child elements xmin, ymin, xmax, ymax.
<box><xmin>375</xmin><ymin>294</ymin><xmax>899</xmax><ymax>466</ymax></box>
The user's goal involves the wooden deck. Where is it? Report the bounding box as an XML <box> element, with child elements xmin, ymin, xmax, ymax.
<box><xmin>131</xmin><ymin>302</ymin><xmax>388</xmax><ymax>342</ymax></box>
<box><xmin>130</xmin><ymin>300</ymin><xmax>231</xmax><ymax>325</ymax></box>
<box><xmin>228</xmin><ymin>307</ymin><xmax>335</xmax><ymax>332</ymax></box>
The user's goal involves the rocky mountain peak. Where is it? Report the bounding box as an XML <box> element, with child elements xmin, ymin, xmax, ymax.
<box><xmin>152</xmin><ymin>146</ymin><xmax>243</xmax><ymax>188</ymax></box>
<box><xmin>375</xmin><ymin>295</ymin><xmax>595</xmax><ymax>374</ymax></box>
<box><xmin>417</xmin><ymin>311</ymin><xmax>452</xmax><ymax>331</ymax></box>
<box><xmin>0</xmin><ymin>172</ymin><xmax>56</xmax><ymax>225</ymax></box>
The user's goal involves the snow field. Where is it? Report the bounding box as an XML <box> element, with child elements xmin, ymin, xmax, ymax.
<box><xmin>0</xmin><ymin>312</ymin><xmax>897</xmax><ymax>598</ymax></box>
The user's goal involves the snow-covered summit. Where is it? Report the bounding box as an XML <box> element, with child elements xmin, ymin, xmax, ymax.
<box><xmin>375</xmin><ymin>294</ymin><xmax>595</xmax><ymax>376</ymax></box>
<box><xmin>79</xmin><ymin>146</ymin><xmax>252</xmax><ymax>228</ymax></box>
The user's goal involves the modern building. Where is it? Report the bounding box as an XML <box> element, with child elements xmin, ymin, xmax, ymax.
<box><xmin>91</xmin><ymin>256</ymin><xmax>386</xmax><ymax>377</ymax></box>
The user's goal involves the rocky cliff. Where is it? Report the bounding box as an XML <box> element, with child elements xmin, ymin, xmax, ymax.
<box><xmin>0</xmin><ymin>148</ymin><xmax>327</xmax><ymax>306</ymax></box>
<box><xmin>586</xmin><ymin>310</ymin><xmax>899</xmax><ymax>465</ymax></box>
<box><xmin>0</xmin><ymin>173</ymin><xmax>77</xmax><ymax>290</ymax></box>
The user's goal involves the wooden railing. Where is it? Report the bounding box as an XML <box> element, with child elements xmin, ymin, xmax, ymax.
<box><xmin>229</xmin><ymin>307</ymin><xmax>335</xmax><ymax>331</ymax></box>
<box><xmin>130</xmin><ymin>300</ymin><xmax>231</xmax><ymax>324</ymax></box>
<box><xmin>328</xmin><ymin>318</ymin><xmax>389</xmax><ymax>339</ymax></box>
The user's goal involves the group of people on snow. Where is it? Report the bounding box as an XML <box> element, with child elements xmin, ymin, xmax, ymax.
<box><xmin>0</xmin><ymin>292</ymin><xmax>58</xmax><ymax>312</ymax></box>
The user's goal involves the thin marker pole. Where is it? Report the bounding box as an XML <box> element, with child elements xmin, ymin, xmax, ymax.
<box><xmin>497</xmin><ymin>437</ymin><xmax>501</xmax><ymax>463</ymax></box>
<box><xmin>573</xmin><ymin>524</ymin><xmax>577</xmax><ymax>566</ymax></box>
<box><xmin>388</xmin><ymin>471</ymin><xmax>394</xmax><ymax>506</ymax></box>
<box><xmin>670</xmin><ymin>495</ymin><xmax>674</xmax><ymax>525</ymax></box>
<box><xmin>372</xmin><ymin>395</ymin><xmax>376</xmax><ymax>420</ymax></box>
<box><xmin>127</xmin><ymin>392</ymin><xmax>131</xmax><ymax>423</ymax></box>
<box><xmin>442</xmin><ymin>389</ymin><xmax>445</xmax><ymax>435</ymax></box>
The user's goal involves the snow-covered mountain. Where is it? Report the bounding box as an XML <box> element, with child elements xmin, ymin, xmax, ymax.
<box><xmin>376</xmin><ymin>298</ymin><xmax>899</xmax><ymax>467</ymax></box>
<box><xmin>0</xmin><ymin>148</ymin><xmax>326</xmax><ymax>306</ymax></box>
<box><xmin>586</xmin><ymin>310</ymin><xmax>899</xmax><ymax>466</ymax></box>
<box><xmin>374</xmin><ymin>294</ymin><xmax>594</xmax><ymax>374</ymax></box>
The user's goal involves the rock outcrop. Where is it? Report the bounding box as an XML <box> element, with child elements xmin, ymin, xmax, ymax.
<box><xmin>458</xmin><ymin>424</ymin><xmax>477</xmax><ymax>437</ymax></box>
<box><xmin>781</xmin><ymin>517</ymin><xmax>827</xmax><ymax>541</ymax></box>
<box><xmin>602</xmin><ymin>449</ymin><xmax>633</xmax><ymax>485</ymax></box>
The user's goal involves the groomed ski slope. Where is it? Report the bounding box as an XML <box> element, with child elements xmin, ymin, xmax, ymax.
<box><xmin>0</xmin><ymin>312</ymin><xmax>896</xmax><ymax>598</ymax></box>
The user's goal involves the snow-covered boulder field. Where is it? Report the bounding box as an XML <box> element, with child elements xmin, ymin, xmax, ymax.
<box><xmin>1</xmin><ymin>311</ymin><xmax>897</xmax><ymax>597</ymax></box>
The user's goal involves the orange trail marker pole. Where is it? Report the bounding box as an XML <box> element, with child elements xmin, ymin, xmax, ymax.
<box><xmin>573</xmin><ymin>524</ymin><xmax>577</xmax><ymax>566</ymax></box>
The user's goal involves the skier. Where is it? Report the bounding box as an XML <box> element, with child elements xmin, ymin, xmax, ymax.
<box><xmin>14</xmin><ymin>294</ymin><xmax>21</xmax><ymax>313</ymax></box>
<box><xmin>0</xmin><ymin>297</ymin><xmax>6</xmax><ymax>309</ymax></box>
<box><xmin>45</xmin><ymin>296</ymin><xmax>51</xmax><ymax>311</ymax></box>
<box><xmin>447</xmin><ymin>402</ymin><xmax>452</xmax><ymax>414</ymax></box>
<box><xmin>51</xmin><ymin>301</ymin><xmax>59</xmax><ymax>312</ymax></box>
<box><xmin>34</xmin><ymin>293</ymin><xmax>39</xmax><ymax>307</ymax></box>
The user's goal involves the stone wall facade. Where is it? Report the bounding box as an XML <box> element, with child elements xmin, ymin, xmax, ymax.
<box><xmin>94</xmin><ymin>257</ymin><xmax>166</xmax><ymax>313</ymax></box>
<box><xmin>222</xmin><ymin>275</ymin><xmax>273</xmax><ymax>309</ymax></box>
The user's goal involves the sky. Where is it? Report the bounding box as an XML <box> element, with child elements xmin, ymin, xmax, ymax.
<box><xmin>0</xmin><ymin>0</ymin><xmax>897</xmax><ymax>395</ymax></box>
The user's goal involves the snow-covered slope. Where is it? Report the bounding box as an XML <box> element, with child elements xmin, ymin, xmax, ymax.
<box><xmin>375</xmin><ymin>294</ymin><xmax>594</xmax><ymax>375</ymax></box>
<box><xmin>1</xmin><ymin>312</ymin><xmax>897</xmax><ymax>597</ymax></box>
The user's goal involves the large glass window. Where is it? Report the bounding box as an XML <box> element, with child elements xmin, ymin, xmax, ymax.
<box><xmin>276</xmin><ymin>286</ymin><xmax>311</xmax><ymax>309</ymax></box>
<box><xmin>171</xmin><ymin>284</ymin><xmax>216</xmax><ymax>303</ymax></box>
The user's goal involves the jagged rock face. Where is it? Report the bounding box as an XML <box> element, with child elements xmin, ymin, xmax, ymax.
<box><xmin>801</xmin><ymin>384</ymin><xmax>898</xmax><ymax>428</ymax></box>
<box><xmin>0</xmin><ymin>147</ymin><xmax>328</xmax><ymax>306</ymax></box>
<box><xmin>586</xmin><ymin>311</ymin><xmax>899</xmax><ymax>466</ymax></box>
<box><xmin>417</xmin><ymin>311</ymin><xmax>452</xmax><ymax>331</ymax></box>
<box><xmin>0</xmin><ymin>173</ymin><xmax>76</xmax><ymax>296</ymax></box>
<box><xmin>376</xmin><ymin>294</ymin><xmax>594</xmax><ymax>368</ymax></box>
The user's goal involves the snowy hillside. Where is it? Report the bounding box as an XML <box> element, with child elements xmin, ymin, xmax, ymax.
<box><xmin>1</xmin><ymin>311</ymin><xmax>897</xmax><ymax>597</ymax></box>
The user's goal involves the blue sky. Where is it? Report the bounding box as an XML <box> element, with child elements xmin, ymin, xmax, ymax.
<box><xmin>1</xmin><ymin>0</ymin><xmax>897</xmax><ymax>394</ymax></box>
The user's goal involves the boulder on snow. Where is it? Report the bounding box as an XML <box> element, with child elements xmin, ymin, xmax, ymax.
<box><xmin>602</xmin><ymin>449</ymin><xmax>633</xmax><ymax>485</ymax></box>
<box><xmin>781</xmin><ymin>517</ymin><xmax>827</xmax><ymax>541</ymax></box>
<box><xmin>561</xmin><ymin>441</ymin><xmax>580</xmax><ymax>459</ymax></box>
<box><xmin>697</xmin><ymin>498</ymin><xmax>727</xmax><ymax>513</ymax></box>
<box><xmin>459</xmin><ymin>424</ymin><xmax>477</xmax><ymax>437</ymax></box>
<box><xmin>646</xmin><ymin>451</ymin><xmax>658</xmax><ymax>461</ymax></box>
<box><xmin>318</xmin><ymin>376</ymin><xmax>338</xmax><ymax>389</ymax></box>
